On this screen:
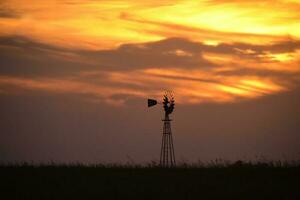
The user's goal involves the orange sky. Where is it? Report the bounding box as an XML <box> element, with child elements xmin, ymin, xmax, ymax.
<box><xmin>0</xmin><ymin>0</ymin><xmax>300</xmax><ymax>105</ymax></box>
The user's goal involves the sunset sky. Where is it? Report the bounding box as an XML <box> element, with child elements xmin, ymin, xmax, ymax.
<box><xmin>0</xmin><ymin>0</ymin><xmax>299</xmax><ymax>163</ymax></box>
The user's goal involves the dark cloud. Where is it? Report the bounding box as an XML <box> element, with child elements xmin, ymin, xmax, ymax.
<box><xmin>81</xmin><ymin>37</ymin><xmax>300</xmax><ymax>70</ymax></box>
<box><xmin>79</xmin><ymin>37</ymin><xmax>216</xmax><ymax>70</ymax></box>
<box><xmin>0</xmin><ymin>36</ymin><xmax>96</xmax><ymax>77</ymax></box>
<box><xmin>0</xmin><ymin>36</ymin><xmax>69</xmax><ymax>52</ymax></box>
<box><xmin>0</xmin><ymin>35</ymin><xmax>299</xmax><ymax>101</ymax></box>
<box><xmin>0</xmin><ymin>36</ymin><xmax>214</xmax><ymax>77</ymax></box>
<box><xmin>0</xmin><ymin>5</ymin><xmax>21</xmax><ymax>18</ymax></box>
<box><xmin>1</xmin><ymin>35</ymin><xmax>300</xmax><ymax>77</ymax></box>
<box><xmin>213</xmin><ymin>40</ymin><xmax>300</xmax><ymax>59</ymax></box>
<box><xmin>147</xmin><ymin>73</ymin><xmax>219</xmax><ymax>84</ymax></box>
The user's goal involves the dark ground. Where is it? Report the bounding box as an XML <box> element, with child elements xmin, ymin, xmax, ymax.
<box><xmin>1</xmin><ymin>162</ymin><xmax>299</xmax><ymax>200</ymax></box>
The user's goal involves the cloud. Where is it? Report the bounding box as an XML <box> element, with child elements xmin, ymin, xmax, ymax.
<box><xmin>0</xmin><ymin>6</ymin><xmax>20</xmax><ymax>18</ymax></box>
<box><xmin>79</xmin><ymin>37</ymin><xmax>217</xmax><ymax>71</ymax></box>
<box><xmin>120</xmin><ymin>12</ymin><xmax>291</xmax><ymax>44</ymax></box>
<box><xmin>79</xmin><ymin>37</ymin><xmax>300</xmax><ymax>71</ymax></box>
<box><xmin>0</xmin><ymin>35</ymin><xmax>299</xmax><ymax>105</ymax></box>
<box><xmin>1</xmin><ymin>0</ymin><xmax>299</xmax><ymax>50</ymax></box>
<box><xmin>0</xmin><ymin>36</ymin><xmax>97</xmax><ymax>77</ymax></box>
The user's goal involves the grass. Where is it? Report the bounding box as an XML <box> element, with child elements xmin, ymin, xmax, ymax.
<box><xmin>1</xmin><ymin>160</ymin><xmax>299</xmax><ymax>200</ymax></box>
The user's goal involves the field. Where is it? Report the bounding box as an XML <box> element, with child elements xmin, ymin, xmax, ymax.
<box><xmin>1</xmin><ymin>161</ymin><xmax>299</xmax><ymax>200</ymax></box>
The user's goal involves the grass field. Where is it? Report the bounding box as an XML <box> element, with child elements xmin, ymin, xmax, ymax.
<box><xmin>1</xmin><ymin>161</ymin><xmax>299</xmax><ymax>200</ymax></box>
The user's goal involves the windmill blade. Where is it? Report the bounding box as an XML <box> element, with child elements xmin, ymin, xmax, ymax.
<box><xmin>148</xmin><ymin>99</ymin><xmax>157</xmax><ymax>107</ymax></box>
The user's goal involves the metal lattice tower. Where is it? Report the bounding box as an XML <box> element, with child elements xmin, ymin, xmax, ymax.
<box><xmin>148</xmin><ymin>92</ymin><xmax>176</xmax><ymax>167</ymax></box>
<box><xmin>160</xmin><ymin>115</ymin><xmax>176</xmax><ymax>167</ymax></box>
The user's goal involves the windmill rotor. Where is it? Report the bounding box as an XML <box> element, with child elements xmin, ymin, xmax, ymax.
<box><xmin>163</xmin><ymin>91</ymin><xmax>175</xmax><ymax>116</ymax></box>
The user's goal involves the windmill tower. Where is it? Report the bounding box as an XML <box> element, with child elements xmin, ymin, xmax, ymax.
<box><xmin>148</xmin><ymin>92</ymin><xmax>176</xmax><ymax>167</ymax></box>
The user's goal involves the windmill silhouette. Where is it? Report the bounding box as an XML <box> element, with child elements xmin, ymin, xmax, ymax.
<box><xmin>148</xmin><ymin>92</ymin><xmax>176</xmax><ymax>167</ymax></box>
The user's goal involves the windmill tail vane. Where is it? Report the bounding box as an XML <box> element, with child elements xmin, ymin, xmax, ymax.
<box><xmin>148</xmin><ymin>99</ymin><xmax>157</xmax><ymax>107</ymax></box>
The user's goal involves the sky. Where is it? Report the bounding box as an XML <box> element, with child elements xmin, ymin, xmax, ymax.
<box><xmin>0</xmin><ymin>0</ymin><xmax>299</xmax><ymax>163</ymax></box>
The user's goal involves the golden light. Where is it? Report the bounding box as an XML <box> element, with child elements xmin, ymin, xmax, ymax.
<box><xmin>0</xmin><ymin>0</ymin><xmax>299</xmax><ymax>105</ymax></box>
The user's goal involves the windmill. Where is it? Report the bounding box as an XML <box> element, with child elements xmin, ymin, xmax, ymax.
<box><xmin>148</xmin><ymin>92</ymin><xmax>176</xmax><ymax>167</ymax></box>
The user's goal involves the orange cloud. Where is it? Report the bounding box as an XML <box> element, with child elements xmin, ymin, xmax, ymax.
<box><xmin>0</xmin><ymin>75</ymin><xmax>147</xmax><ymax>106</ymax></box>
<box><xmin>0</xmin><ymin>64</ymin><xmax>289</xmax><ymax>106</ymax></box>
<box><xmin>0</xmin><ymin>0</ymin><xmax>299</xmax><ymax>49</ymax></box>
<box><xmin>0</xmin><ymin>1</ymin><xmax>299</xmax><ymax>105</ymax></box>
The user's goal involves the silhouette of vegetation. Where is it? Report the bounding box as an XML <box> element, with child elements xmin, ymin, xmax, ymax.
<box><xmin>1</xmin><ymin>160</ymin><xmax>299</xmax><ymax>200</ymax></box>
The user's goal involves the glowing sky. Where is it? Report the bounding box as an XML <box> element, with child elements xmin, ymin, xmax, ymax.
<box><xmin>0</xmin><ymin>0</ymin><xmax>300</xmax><ymax>163</ymax></box>
<box><xmin>0</xmin><ymin>0</ymin><xmax>300</xmax><ymax>105</ymax></box>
